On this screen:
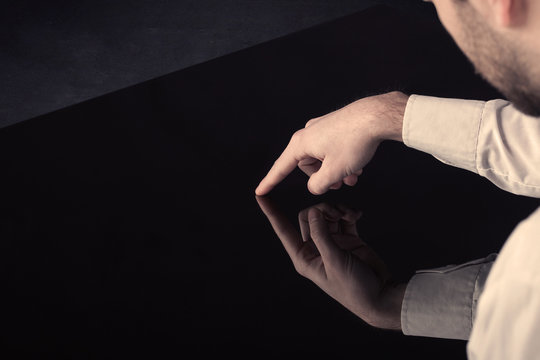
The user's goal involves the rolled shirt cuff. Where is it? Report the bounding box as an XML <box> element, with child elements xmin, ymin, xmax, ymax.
<box><xmin>402</xmin><ymin>94</ymin><xmax>486</xmax><ymax>173</ymax></box>
<box><xmin>401</xmin><ymin>254</ymin><xmax>496</xmax><ymax>340</ymax></box>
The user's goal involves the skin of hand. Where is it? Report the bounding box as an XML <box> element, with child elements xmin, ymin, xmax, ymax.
<box><xmin>256</xmin><ymin>196</ymin><xmax>407</xmax><ymax>330</ymax></box>
<box><xmin>255</xmin><ymin>91</ymin><xmax>409</xmax><ymax>196</ymax></box>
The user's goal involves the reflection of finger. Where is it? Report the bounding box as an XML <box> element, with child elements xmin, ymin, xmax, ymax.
<box><xmin>257</xmin><ymin>196</ymin><xmax>324</xmax><ymax>281</ymax></box>
<box><xmin>333</xmin><ymin>234</ymin><xmax>366</xmax><ymax>250</ymax></box>
<box><xmin>308</xmin><ymin>208</ymin><xmax>342</xmax><ymax>266</ymax></box>
<box><xmin>299</xmin><ymin>203</ymin><xmax>343</xmax><ymax>241</ymax></box>
<box><xmin>333</xmin><ymin>204</ymin><xmax>362</xmax><ymax>236</ymax></box>
<box><xmin>256</xmin><ymin>196</ymin><xmax>303</xmax><ymax>259</ymax></box>
<box><xmin>255</xmin><ymin>140</ymin><xmax>300</xmax><ymax>196</ymax></box>
<box><xmin>299</xmin><ymin>209</ymin><xmax>310</xmax><ymax>243</ymax></box>
<box><xmin>336</xmin><ymin>204</ymin><xmax>363</xmax><ymax>221</ymax></box>
<box><xmin>340</xmin><ymin>219</ymin><xmax>359</xmax><ymax>237</ymax></box>
<box><xmin>319</xmin><ymin>203</ymin><xmax>345</xmax><ymax>221</ymax></box>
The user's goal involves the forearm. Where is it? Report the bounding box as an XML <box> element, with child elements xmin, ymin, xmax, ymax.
<box><xmin>372</xmin><ymin>282</ymin><xmax>408</xmax><ymax>331</ymax></box>
<box><xmin>369</xmin><ymin>91</ymin><xmax>409</xmax><ymax>143</ymax></box>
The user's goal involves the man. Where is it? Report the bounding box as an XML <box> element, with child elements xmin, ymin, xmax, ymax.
<box><xmin>255</xmin><ymin>0</ymin><xmax>540</xmax><ymax>359</ymax></box>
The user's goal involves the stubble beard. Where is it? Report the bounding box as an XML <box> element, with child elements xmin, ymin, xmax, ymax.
<box><xmin>456</xmin><ymin>4</ymin><xmax>540</xmax><ymax>117</ymax></box>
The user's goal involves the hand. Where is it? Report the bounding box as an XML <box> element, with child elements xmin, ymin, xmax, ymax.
<box><xmin>256</xmin><ymin>197</ymin><xmax>406</xmax><ymax>330</ymax></box>
<box><xmin>255</xmin><ymin>91</ymin><xmax>409</xmax><ymax>195</ymax></box>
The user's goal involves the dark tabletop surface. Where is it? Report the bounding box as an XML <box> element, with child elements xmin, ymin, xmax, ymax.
<box><xmin>0</xmin><ymin>5</ymin><xmax>538</xmax><ymax>359</ymax></box>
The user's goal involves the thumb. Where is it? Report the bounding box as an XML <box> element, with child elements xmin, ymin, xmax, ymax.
<box><xmin>307</xmin><ymin>159</ymin><xmax>345</xmax><ymax>195</ymax></box>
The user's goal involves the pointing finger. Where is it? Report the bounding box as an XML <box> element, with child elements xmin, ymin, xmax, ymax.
<box><xmin>255</xmin><ymin>134</ymin><xmax>302</xmax><ymax>196</ymax></box>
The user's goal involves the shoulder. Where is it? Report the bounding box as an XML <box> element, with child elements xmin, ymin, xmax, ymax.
<box><xmin>488</xmin><ymin>206</ymin><xmax>540</xmax><ymax>285</ymax></box>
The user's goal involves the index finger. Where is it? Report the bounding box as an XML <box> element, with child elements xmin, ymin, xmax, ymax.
<box><xmin>255</xmin><ymin>140</ymin><xmax>300</xmax><ymax>196</ymax></box>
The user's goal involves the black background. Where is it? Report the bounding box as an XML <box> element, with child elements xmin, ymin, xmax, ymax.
<box><xmin>0</xmin><ymin>4</ymin><xmax>538</xmax><ymax>360</ymax></box>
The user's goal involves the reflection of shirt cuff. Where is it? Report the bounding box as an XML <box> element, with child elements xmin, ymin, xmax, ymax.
<box><xmin>402</xmin><ymin>94</ymin><xmax>486</xmax><ymax>173</ymax></box>
<box><xmin>401</xmin><ymin>254</ymin><xmax>497</xmax><ymax>340</ymax></box>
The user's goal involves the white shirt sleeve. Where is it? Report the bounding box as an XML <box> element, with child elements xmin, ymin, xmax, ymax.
<box><xmin>402</xmin><ymin>94</ymin><xmax>540</xmax><ymax>198</ymax></box>
<box><xmin>401</xmin><ymin>255</ymin><xmax>496</xmax><ymax>340</ymax></box>
<box><xmin>400</xmin><ymin>94</ymin><xmax>540</xmax><ymax>344</ymax></box>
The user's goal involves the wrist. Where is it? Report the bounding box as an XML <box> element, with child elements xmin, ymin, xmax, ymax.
<box><xmin>372</xmin><ymin>282</ymin><xmax>407</xmax><ymax>331</ymax></box>
<box><xmin>370</xmin><ymin>91</ymin><xmax>409</xmax><ymax>143</ymax></box>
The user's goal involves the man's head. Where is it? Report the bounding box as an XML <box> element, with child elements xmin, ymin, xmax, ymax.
<box><xmin>429</xmin><ymin>0</ymin><xmax>540</xmax><ymax>116</ymax></box>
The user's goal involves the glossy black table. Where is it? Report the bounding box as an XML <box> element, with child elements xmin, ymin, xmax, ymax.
<box><xmin>0</xmin><ymin>5</ymin><xmax>537</xmax><ymax>359</ymax></box>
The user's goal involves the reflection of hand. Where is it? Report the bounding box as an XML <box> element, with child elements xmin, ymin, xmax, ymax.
<box><xmin>255</xmin><ymin>91</ymin><xmax>408</xmax><ymax>195</ymax></box>
<box><xmin>256</xmin><ymin>197</ymin><xmax>406</xmax><ymax>330</ymax></box>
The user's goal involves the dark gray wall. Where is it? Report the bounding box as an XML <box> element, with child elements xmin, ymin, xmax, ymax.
<box><xmin>0</xmin><ymin>0</ymin><xmax>436</xmax><ymax>128</ymax></box>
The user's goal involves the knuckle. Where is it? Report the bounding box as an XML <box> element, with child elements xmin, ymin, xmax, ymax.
<box><xmin>305</xmin><ymin>118</ymin><xmax>316</xmax><ymax>127</ymax></box>
<box><xmin>318</xmin><ymin>202</ymin><xmax>332</xmax><ymax>214</ymax></box>
<box><xmin>291</xmin><ymin>129</ymin><xmax>304</xmax><ymax>142</ymax></box>
<box><xmin>309</xmin><ymin>224</ymin><xmax>321</xmax><ymax>238</ymax></box>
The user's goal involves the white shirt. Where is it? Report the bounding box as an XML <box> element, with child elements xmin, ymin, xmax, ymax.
<box><xmin>399</xmin><ymin>94</ymin><xmax>540</xmax><ymax>359</ymax></box>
